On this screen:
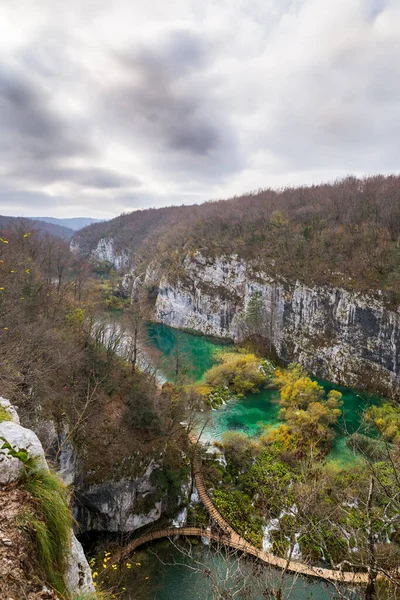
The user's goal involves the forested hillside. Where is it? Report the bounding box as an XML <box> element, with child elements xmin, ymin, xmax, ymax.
<box><xmin>0</xmin><ymin>215</ymin><xmax>74</xmax><ymax>239</ymax></box>
<box><xmin>74</xmin><ymin>175</ymin><xmax>400</xmax><ymax>300</ymax></box>
<box><xmin>0</xmin><ymin>225</ymin><xmax>188</xmax><ymax>503</ymax></box>
<box><xmin>32</xmin><ymin>216</ymin><xmax>102</xmax><ymax>231</ymax></box>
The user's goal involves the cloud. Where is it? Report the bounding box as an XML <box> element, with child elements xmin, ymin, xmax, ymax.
<box><xmin>0</xmin><ymin>0</ymin><xmax>400</xmax><ymax>217</ymax></box>
<box><xmin>102</xmin><ymin>28</ymin><xmax>241</xmax><ymax>179</ymax></box>
<box><xmin>0</xmin><ymin>67</ymin><xmax>87</xmax><ymax>160</ymax></box>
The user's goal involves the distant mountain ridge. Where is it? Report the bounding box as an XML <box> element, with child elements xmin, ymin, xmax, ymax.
<box><xmin>0</xmin><ymin>215</ymin><xmax>74</xmax><ymax>239</ymax></box>
<box><xmin>32</xmin><ymin>217</ymin><xmax>102</xmax><ymax>231</ymax></box>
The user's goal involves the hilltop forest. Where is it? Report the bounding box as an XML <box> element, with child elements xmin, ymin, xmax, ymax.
<box><xmin>74</xmin><ymin>175</ymin><xmax>400</xmax><ymax>301</ymax></box>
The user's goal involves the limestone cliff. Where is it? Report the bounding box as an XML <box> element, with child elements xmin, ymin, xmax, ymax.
<box><xmin>71</xmin><ymin>237</ymin><xmax>129</xmax><ymax>270</ymax></box>
<box><xmin>149</xmin><ymin>252</ymin><xmax>400</xmax><ymax>398</ymax></box>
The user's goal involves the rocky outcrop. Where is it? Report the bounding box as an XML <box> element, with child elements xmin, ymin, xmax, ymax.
<box><xmin>0</xmin><ymin>402</ymin><xmax>95</xmax><ymax>597</ymax></box>
<box><xmin>153</xmin><ymin>252</ymin><xmax>400</xmax><ymax>398</ymax></box>
<box><xmin>0</xmin><ymin>420</ymin><xmax>48</xmax><ymax>485</ymax></box>
<box><xmin>20</xmin><ymin>401</ymin><xmax>188</xmax><ymax>537</ymax></box>
<box><xmin>92</xmin><ymin>238</ymin><xmax>129</xmax><ymax>269</ymax></box>
<box><xmin>71</xmin><ymin>237</ymin><xmax>130</xmax><ymax>269</ymax></box>
<box><xmin>0</xmin><ymin>397</ymin><xmax>20</xmax><ymax>424</ymax></box>
<box><xmin>74</xmin><ymin>460</ymin><xmax>192</xmax><ymax>534</ymax></box>
<box><xmin>74</xmin><ymin>461</ymin><xmax>162</xmax><ymax>533</ymax></box>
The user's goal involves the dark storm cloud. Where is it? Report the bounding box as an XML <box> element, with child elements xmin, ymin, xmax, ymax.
<box><xmin>103</xmin><ymin>29</ymin><xmax>241</xmax><ymax>178</ymax></box>
<box><xmin>2</xmin><ymin>0</ymin><xmax>400</xmax><ymax>218</ymax></box>
<box><xmin>61</xmin><ymin>168</ymin><xmax>140</xmax><ymax>189</ymax></box>
<box><xmin>0</xmin><ymin>68</ymin><xmax>88</xmax><ymax>160</ymax></box>
<box><xmin>6</xmin><ymin>163</ymin><xmax>141</xmax><ymax>190</ymax></box>
<box><xmin>0</xmin><ymin>65</ymin><xmax>140</xmax><ymax>193</ymax></box>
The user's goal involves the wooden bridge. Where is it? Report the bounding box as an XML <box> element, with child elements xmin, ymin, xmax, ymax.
<box><xmin>118</xmin><ymin>434</ymin><xmax>370</xmax><ymax>585</ymax></box>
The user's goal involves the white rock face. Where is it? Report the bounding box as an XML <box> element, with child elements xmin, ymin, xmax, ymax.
<box><xmin>75</xmin><ymin>461</ymin><xmax>163</xmax><ymax>532</ymax></box>
<box><xmin>0</xmin><ymin>401</ymin><xmax>95</xmax><ymax>595</ymax></box>
<box><xmin>0</xmin><ymin>421</ymin><xmax>48</xmax><ymax>484</ymax></box>
<box><xmin>64</xmin><ymin>533</ymin><xmax>96</xmax><ymax>596</ymax></box>
<box><xmin>154</xmin><ymin>252</ymin><xmax>400</xmax><ymax>397</ymax></box>
<box><xmin>57</xmin><ymin>426</ymin><xmax>76</xmax><ymax>486</ymax></box>
<box><xmin>172</xmin><ymin>506</ymin><xmax>188</xmax><ymax>527</ymax></box>
<box><xmin>92</xmin><ymin>237</ymin><xmax>129</xmax><ymax>269</ymax></box>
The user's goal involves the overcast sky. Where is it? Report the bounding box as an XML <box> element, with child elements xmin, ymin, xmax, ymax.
<box><xmin>1</xmin><ymin>0</ymin><xmax>399</xmax><ymax>218</ymax></box>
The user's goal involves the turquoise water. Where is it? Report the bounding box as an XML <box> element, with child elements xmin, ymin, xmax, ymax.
<box><xmin>198</xmin><ymin>388</ymin><xmax>281</xmax><ymax>443</ymax></box>
<box><xmin>146</xmin><ymin>322</ymin><xmax>227</xmax><ymax>382</ymax></box>
<box><xmin>146</xmin><ymin>323</ymin><xmax>381</xmax><ymax>462</ymax></box>
<box><xmin>131</xmin><ymin>324</ymin><xmax>373</xmax><ymax>599</ymax></box>
<box><xmin>119</xmin><ymin>541</ymin><xmax>358</xmax><ymax>600</ymax></box>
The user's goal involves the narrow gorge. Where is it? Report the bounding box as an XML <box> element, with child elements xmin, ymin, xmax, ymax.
<box><xmin>89</xmin><ymin>242</ymin><xmax>400</xmax><ymax>400</ymax></box>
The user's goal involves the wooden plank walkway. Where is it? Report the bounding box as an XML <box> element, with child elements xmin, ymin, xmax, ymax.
<box><xmin>118</xmin><ymin>433</ymin><xmax>369</xmax><ymax>585</ymax></box>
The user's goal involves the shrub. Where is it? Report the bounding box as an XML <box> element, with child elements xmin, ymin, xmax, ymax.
<box><xmin>213</xmin><ymin>488</ymin><xmax>263</xmax><ymax>547</ymax></box>
<box><xmin>364</xmin><ymin>403</ymin><xmax>400</xmax><ymax>445</ymax></box>
<box><xmin>274</xmin><ymin>364</ymin><xmax>343</xmax><ymax>455</ymax></box>
<box><xmin>221</xmin><ymin>431</ymin><xmax>256</xmax><ymax>475</ymax></box>
<box><xmin>204</xmin><ymin>351</ymin><xmax>268</xmax><ymax>395</ymax></box>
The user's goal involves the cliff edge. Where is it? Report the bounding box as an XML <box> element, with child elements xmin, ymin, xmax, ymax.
<box><xmin>0</xmin><ymin>398</ymin><xmax>95</xmax><ymax>599</ymax></box>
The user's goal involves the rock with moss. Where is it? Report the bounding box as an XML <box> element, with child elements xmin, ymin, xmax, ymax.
<box><xmin>0</xmin><ymin>420</ymin><xmax>48</xmax><ymax>484</ymax></box>
<box><xmin>0</xmin><ymin>399</ymin><xmax>95</xmax><ymax>597</ymax></box>
<box><xmin>0</xmin><ymin>397</ymin><xmax>19</xmax><ymax>424</ymax></box>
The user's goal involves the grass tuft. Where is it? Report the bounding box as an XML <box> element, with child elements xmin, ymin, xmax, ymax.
<box><xmin>18</xmin><ymin>462</ymin><xmax>72</xmax><ymax>594</ymax></box>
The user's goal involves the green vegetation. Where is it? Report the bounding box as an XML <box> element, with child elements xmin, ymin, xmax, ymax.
<box><xmin>203</xmin><ymin>351</ymin><xmax>271</xmax><ymax>395</ymax></box>
<box><xmin>347</xmin><ymin>432</ymin><xmax>393</xmax><ymax>461</ymax></box>
<box><xmin>213</xmin><ymin>489</ymin><xmax>263</xmax><ymax>547</ymax></box>
<box><xmin>20</xmin><ymin>466</ymin><xmax>72</xmax><ymax>593</ymax></box>
<box><xmin>271</xmin><ymin>363</ymin><xmax>343</xmax><ymax>457</ymax></box>
<box><xmin>74</xmin><ymin>175</ymin><xmax>400</xmax><ymax>302</ymax></box>
<box><xmin>0</xmin><ymin>406</ymin><xmax>12</xmax><ymax>422</ymax></box>
<box><xmin>191</xmin><ymin>350</ymin><xmax>274</xmax><ymax>408</ymax></box>
<box><xmin>202</xmin><ymin>364</ymin><xmax>400</xmax><ymax>599</ymax></box>
<box><xmin>0</xmin><ymin>438</ymin><xmax>72</xmax><ymax>595</ymax></box>
<box><xmin>364</xmin><ymin>402</ymin><xmax>400</xmax><ymax>444</ymax></box>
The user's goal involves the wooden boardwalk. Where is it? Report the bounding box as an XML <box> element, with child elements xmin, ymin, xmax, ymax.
<box><xmin>119</xmin><ymin>434</ymin><xmax>369</xmax><ymax>585</ymax></box>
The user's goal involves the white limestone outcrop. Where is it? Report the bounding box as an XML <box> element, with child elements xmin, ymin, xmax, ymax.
<box><xmin>152</xmin><ymin>252</ymin><xmax>400</xmax><ymax>397</ymax></box>
<box><xmin>0</xmin><ymin>401</ymin><xmax>95</xmax><ymax>596</ymax></box>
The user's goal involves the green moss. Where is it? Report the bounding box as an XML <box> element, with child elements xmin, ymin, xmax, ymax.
<box><xmin>298</xmin><ymin>533</ymin><xmax>322</xmax><ymax>562</ymax></box>
<box><xmin>0</xmin><ymin>406</ymin><xmax>12</xmax><ymax>422</ymax></box>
